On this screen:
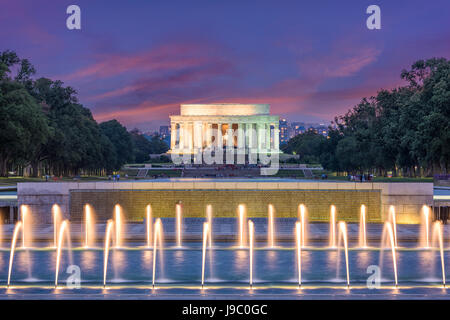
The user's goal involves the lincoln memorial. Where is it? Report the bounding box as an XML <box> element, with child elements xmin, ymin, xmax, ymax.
<box><xmin>169</xmin><ymin>104</ymin><xmax>280</xmax><ymax>156</ymax></box>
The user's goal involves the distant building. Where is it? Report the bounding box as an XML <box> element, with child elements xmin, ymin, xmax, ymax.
<box><xmin>159</xmin><ymin>125</ymin><xmax>170</xmax><ymax>139</ymax></box>
<box><xmin>279</xmin><ymin>119</ymin><xmax>290</xmax><ymax>145</ymax></box>
<box><xmin>316</xmin><ymin>124</ymin><xmax>328</xmax><ymax>136</ymax></box>
<box><xmin>290</xmin><ymin>122</ymin><xmax>305</xmax><ymax>138</ymax></box>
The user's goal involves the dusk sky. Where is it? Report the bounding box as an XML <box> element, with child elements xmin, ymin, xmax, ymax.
<box><xmin>1</xmin><ymin>0</ymin><xmax>449</xmax><ymax>131</ymax></box>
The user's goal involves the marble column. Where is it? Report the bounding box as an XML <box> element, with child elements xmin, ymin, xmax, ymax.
<box><xmin>237</xmin><ymin>123</ymin><xmax>245</xmax><ymax>151</ymax></box>
<box><xmin>207</xmin><ymin>123</ymin><xmax>213</xmax><ymax>148</ymax></box>
<box><xmin>170</xmin><ymin>122</ymin><xmax>176</xmax><ymax>150</ymax></box>
<box><xmin>274</xmin><ymin>123</ymin><xmax>279</xmax><ymax>151</ymax></box>
<box><xmin>194</xmin><ymin>121</ymin><xmax>202</xmax><ymax>151</ymax></box>
<box><xmin>266</xmin><ymin>123</ymin><xmax>271</xmax><ymax>150</ymax></box>
<box><xmin>179</xmin><ymin>122</ymin><xmax>184</xmax><ymax>150</ymax></box>
<box><xmin>202</xmin><ymin>122</ymin><xmax>208</xmax><ymax>149</ymax></box>
<box><xmin>257</xmin><ymin>123</ymin><xmax>264</xmax><ymax>152</ymax></box>
<box><xmin>188</xmin><ymin>122</ymin><xmax>194</xmax><ymax>152</ymax></box>
<box><xmin>227</xmin><ymin>123</ymin><xmax>234</xmax><ymax>148</ymax></box>
<box><xmin>217</xmin><ymin>123</ymin><xmax>223</xmax><ymax>148</ymax></box>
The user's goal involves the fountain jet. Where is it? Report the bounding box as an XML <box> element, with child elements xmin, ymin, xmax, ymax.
<box><xmin>298</xmin><ymin>204</ymin><xmax>307</xmax><ymax>247</ymax></box>
<box><xmin>52</xmin><ymin>204</ymin><xmax>61</xmax><ymax>248</ymax></box>
<box><xmin>20</xmin><ymin>205</ymin><xmax>29</xmax><ymax>248</ymax></box>
<box><xmin>238</xmin><ymin>204</ymin><xmax>247</xmax><ymax>248</ymax></box>
<box><xmin>382</xmin><ymin>221</ymin><xmax>398</xmax><ymax>287</ymax></box>
<box><xmin>268</xmin><ymin>204</ymin><xmax>275</xmax><ymax>248</ymax></box>
<box><xmin>388</xmin><ymin>206</ymin><xmax>398</xmax><ymax>248</ymax></box>
<box><xmin>201</xmin><ymin>222</ymin><xmax>210</xmax><ymax>288</ymax></box>
<box><xmin>7</xmin><ymin>221</ymin><xmax>23</xmax><ymax>287</ymax></box>
<box><xmin>152</xmin><ymin>218</ymin><xmax>163</xmax><ymax>288</ymax></box>
<box><xmin>422</xmin><ymin>205</ymin><xmax>431</xmax><ymax>248</ymax></box>
<box><xmin>55</xmin><ymin>220</ymin><xmax>70</xmax><ymax>288</ymax></box>
<box><xmin>338</xmin><ymin>221</ymin><xmax>350</xmax><ymax>288</ymax></box>
<box><xmin>432</xmin><ymin>221</ymin><xmax>446</xmax><ymax>287</ymax></box>
<box><xmin>176</xmin><ymin>203</ymin><xmax>182</xmax><ymax>247</ymax></box>
<box><xmin>114</xmin><ymin>204</ymin><xmax>123</xmax><ymax>248</ymax></box>
<box><xmin>295</xmin><ymin>222</ymin><xmax>302</xmax><ymax>288</ymax></box>
<box><xmin>206</xmin><ymin>205</ymin><xmax>213</xmax><ymax>248</ymax></box>
<box><xmin>248</xmin><ymin>220</ymin><xmax>254</xmax><ymax>289</ymax></box>
<box><xmin>103</xmin><ymin>219</ymin><xmax>115</xmax><ymax>288</ymax></box>
<box><xmin>329</xmin><ymin>205</ymin><xmax>336</xmax><ymax>248</ymax></box>
<box><xmin>84</xmin><ymin>204</ymin><xmax>95</xmax><ymax>248</ymax></box>
<box><xmin>359</xmin><ymin>205</ymin><xmax>367</xmax><ymax>248</ymax></box>
<box><xmin>146</xmin><ymin>204</ymin><xmax>153</xmax><ymax>248</ymax></box>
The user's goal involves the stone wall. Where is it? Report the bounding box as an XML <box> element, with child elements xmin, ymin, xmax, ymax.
<box><xmin>17</xmin><ymin>181</ymin><xmax>434</xmax><ymax>224</ymax></box>
<box><xmin>69</xmin><ymin>189</ymin><xmax>381</xmax><ymax>223</ymax></box>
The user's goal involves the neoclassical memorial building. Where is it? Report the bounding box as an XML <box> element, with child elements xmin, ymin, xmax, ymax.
<box><xmin>169</xmin><ymin>103</ymin><xmax>280</xmax><ymax>155</ymax></box>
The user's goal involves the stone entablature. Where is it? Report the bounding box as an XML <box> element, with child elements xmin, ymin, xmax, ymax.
<box><xmin>180</xmin><ymin>104</ymin><xmax>270</xmax><ymax>116</ymax></box>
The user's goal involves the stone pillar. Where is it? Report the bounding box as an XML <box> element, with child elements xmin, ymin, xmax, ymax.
<box><xmin>207</xmin><ymin>123</ymin><xmax>213</xmax><ymax>148</ymax></box>
<box><xmin>237</xmin><ymin>123</ymin><xmax>245</xmax><ymax>150</ymax></box>
<box><xmin>257</xmin><ymin>123</ymin><xmax>264</xmax><ymax>152</ymax></box>
<box><xmin>179</xmin><ymin>122</ymin><xmax>184</xmax><ymax>150</ymax></box>
<box><xmin>217</xmin><ymin>123</ymin><xmax>223</xmax><ymax>148</ymax></box>
<box><xmin>170</xmin><ymin>122</ymin><xmax>176</xmax><ymax>150</ymax></box>
<box><xmin>246</xmin><ymin>123</ymin><xmax>253</xmax><ymax>150</ymax></box>
<box><xmin>265</xmin><ymin>123</ymin><xmax>271</xmax><ymax>150</ymax></box>
<box><xmin>182</xmin><ymin>122</ymin><xmax>190</xmax><ymax>152</ymax></box>
<box><xmin>274</xmin><ymin>123</ymin><xmax>279</xmax><ymax>151</ymax></box>
<box><xmin>188</xmin><ymin>122</ymin><xmax>194</xmax><ymax>152</ymax></box>
<box><xmin>227</xmin><ymin>123</ymin><xmax>234</xmax><ymax>148</ymax></box>
<box><xmin>202</xmin><ymin>122</ymin><xmax>208</xmax><ymax>149</ymax></box>
<box><xmin>194</xmin><ymin>121</ymin><xmax>202</xmax><ymax>151</ymax></box>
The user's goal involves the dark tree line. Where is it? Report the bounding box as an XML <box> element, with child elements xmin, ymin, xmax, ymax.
<box><xmin>283</xmin><ymin>58</ymin><xmax>450</xmax><ymax>177</ymax></box>
<box><xmin>0</xmin><ymin>50</ymin><xmax>168</xmax><ymax>177</ymax></box>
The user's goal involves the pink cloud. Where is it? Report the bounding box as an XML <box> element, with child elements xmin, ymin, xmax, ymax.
<box><xmin>298</xmin><ymin>46</ymin><xmax>381</xmax><ymax>79</ymax></box>
<box><xmin>62</xmin><ymin>43</ymin><xmax>220</xmax><ymax>81</ymax></box>
<box><xmin>88</xmin><ymin>60</ymin><xmax>232</xmax><ymax>101</ymax></box>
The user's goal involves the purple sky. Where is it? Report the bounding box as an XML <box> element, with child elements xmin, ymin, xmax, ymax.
<box><xmin>1</xmin><ymin>0</ymin><xmax>449</xmax><ymax>131</ymax></box>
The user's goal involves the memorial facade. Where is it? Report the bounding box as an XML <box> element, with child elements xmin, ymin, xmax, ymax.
<box><xmin>169</xmin><ymin>104</ymin><xmax>280</xmax><ymax>154</ymax></box>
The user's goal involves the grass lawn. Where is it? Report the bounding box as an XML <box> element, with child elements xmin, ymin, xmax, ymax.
<box><xmin>274</xmin><ymin>170</ymin><xmax>305</xmax><ymax>178</ymax></box>
<box><xmin>0</xmin><ymin>175</ymin><xmax>109</xmax><ymax>186</ymax></box>
<box><xmin>325</xmin><ymin>174</ymin><xmax>433</xmax><ymax>183</ymax></box>
<box><xmin>144</xmin><ymin>170</ymin><xmax>182</xmax><ymax>177</ymax></box>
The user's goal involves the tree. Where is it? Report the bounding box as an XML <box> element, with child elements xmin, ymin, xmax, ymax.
<box><xmin>130</xmin><ymin>128</ymin><xmax>153</xmax><ymax>163</ymax></box>
<box><xmin>0</xmin><ymin>51</ymin><xmax>49</xmax><ymax>176</ymax></box>
<box><xmin>146</xmin><ymin>134</ymin><xmax>169</xmax><ymax>154</ymax></box>
<box><xmin>100</xmin><ymin>120</ymin><xmax>134</xmax><ymax>170</ymax></box>
<box><xmin>282</xmin><ymin>131</ymin><xmax>326</xmax><ymax>164</ymax></box>
<box><xmin>283</xmin><ymin>57</ymin><xmax>449</xmax><ymax>177</ymax></box>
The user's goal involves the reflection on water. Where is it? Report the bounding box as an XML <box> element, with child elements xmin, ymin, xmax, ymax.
<box><xmin>81</xmin><ymin>250</ymin><xmax>97</xmax><ymax>272</ymax></box>
<box><xmin>112</xmin><ymin>250</ymin><xmax>126</xmax><ymax>280</ymax></box>
<box><xmin>234</xmin><ymin>249</ymin><xmax>248</xmax><ymax>274</ymax></box>
<box><xmin>141</xmin><ymin>250</ymin><xmax>152</xmax><ymax>273</ymax></box>
<box><xmin>356</xmin><ymin>250</ymin><xmax>370</xmax><ymax>268</ymax></box>
<box><xmin>266</xmin><ymin>250</ymin><xmax>276</xmax><ymax>267</ymax></box>
<box><xmin>326</xmin><ymin>250</ymin><xmax>338</xmax><ymax>276</ymax></box>
<box><xmin>0</xmin><ymin>242</ymin><xmax>448</xmax><ymax>295</ymax></box>
<box><xmin>17</xmin><ymin>250</ymin><xmax>33</xmax><ymax>278</ymax></box>
<box><xmin>417</xmin><ymin>250</ymin><xmax>435</xmax><ymax>280</ymax></box>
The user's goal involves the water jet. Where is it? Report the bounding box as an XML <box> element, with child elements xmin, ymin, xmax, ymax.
<box><xmin>329</xmin><ymin>205</ymin><xmax>336</xmax><ymax>248</ymax></box>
